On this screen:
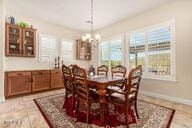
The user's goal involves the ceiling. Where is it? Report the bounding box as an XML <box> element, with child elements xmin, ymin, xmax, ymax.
<box><xmin>6</xmin><ymin>0</ymin><xmax>174</xmax><ymax>32</ymax></box>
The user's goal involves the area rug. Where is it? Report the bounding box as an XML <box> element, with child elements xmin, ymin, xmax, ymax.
<box><xmin>34</xmin><ymin>93</ymin><xmax>175</xmax><ymax>128</ymax></box>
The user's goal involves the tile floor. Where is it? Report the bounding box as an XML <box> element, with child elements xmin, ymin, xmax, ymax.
<box><xmin>0</xmin><ymin>89</ymin><xmax>191</xmax><ymax>128</ymax></box>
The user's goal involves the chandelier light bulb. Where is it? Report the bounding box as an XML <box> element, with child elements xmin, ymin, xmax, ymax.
<box><xmin>95</xmin><ymin>34</ymin><xmax>101</xmax><ymax>42</ymax></box>
<box><xmin>82</xmin><ymin>36</ymin><xmax>86</xmax><ymax>41</ymax></box>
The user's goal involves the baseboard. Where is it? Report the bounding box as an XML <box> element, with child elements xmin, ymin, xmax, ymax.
<box><xmin>139</xmin><ymin>90</ymin><xmax>192</xmax><ymax>106</ymax></box>
<box><xmin>0</xmin><ymin>96</ymin><xmax>5</xmax><ymax>103</ymax></box>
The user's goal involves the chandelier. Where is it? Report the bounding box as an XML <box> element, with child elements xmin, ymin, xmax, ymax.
<box><xmin>81</xmin><ymin>0</ymin><xmax>101</xmax><ymax>47</ymax></box>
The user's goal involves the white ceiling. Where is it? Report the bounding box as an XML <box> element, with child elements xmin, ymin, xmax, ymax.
<box><xmin>6</xmin><ymin>0</ymin><xmax>174</xmax><ymax>32</ymax></box>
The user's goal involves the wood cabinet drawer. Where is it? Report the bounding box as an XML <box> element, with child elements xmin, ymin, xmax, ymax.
<box><xmin>51</xmin><ymin>70</ymin><xmax>62</xmax><ymax>75</ymax></box>
<box><xmin>32</xmin><ymin>70</ymin><xmax>50</xmax><ymax>75</ymax></box>
<box><xmin>8</xmin><ymin>71</ymin><xmax>31</xmax><ymax>77</ymax></box>
<box><xmin>51</xmin><ymin>70</ymin><xmax>64</xmax><ymax>89</ymax></box>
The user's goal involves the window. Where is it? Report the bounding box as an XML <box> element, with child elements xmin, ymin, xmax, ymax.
<box><xmin>39</xmin><ymin>34</ymin><xmax>57</xmax><ymax>62</ymax></box>
<box><xmin>60</xmin><ymin>39</ymin><xmax>74</xmax><ymax>64</ymax></box>
<box><xmin>39</xmin><ymin>34</ymin><xmax>75</xmax><ymax>65</ymax></box>
<box><xmin>127</xmin><ymin>21</ymin><xmax>175</xmax><ymax>81</ymax></box>
<box><xmin>129</xmin><ymin>32</ymin><xmax>145</xmax><ymax>72</ymax></box>
<box><xmin>100</xmin><ymin>37</ymin><xmax>122</xmax><ymax>68</ymax></box>
<box><xmin>148</xmin><ymin>26</ymin><xmax>171</xmax><ymax>76</ymax></box>
<box><xmin>101</xmin><ymin>41</ymin><xmax>110</xmax><ymax>66</ymax></box>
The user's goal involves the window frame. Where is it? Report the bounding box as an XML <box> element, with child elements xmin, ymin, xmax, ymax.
<box><xmin>38</xmin><ymin>33</ymin><xmax>58</xmax><ymax>62</ymax></box>
<box><xmin>126</xmin><ymin>20</ymin><xmax>176</xmax><ymax>81</ymax></box>
<box><xmin>59</xmin><ymin>38</ymin><xmax>75</xmax><ymax>65</ymax></box>
<box><xmin>99</xmin><ymin>35</ymin><xmax>124</xmax><ymax>73</ymax></box>
<box><xmin>39</xmin><ymin>33</ymin><xmax>75</xmax><ymax>66</ymax></box>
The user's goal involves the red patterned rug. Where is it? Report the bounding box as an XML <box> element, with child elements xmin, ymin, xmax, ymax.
<box><xmin>34</xmin><ymin>93</ymin><xmax>175</xmax><ymax>128</ymax></box>
<box><xmin>63</xmin><ymin>96</ymin><xmax>136</xmax><ymax>127</ymax></box>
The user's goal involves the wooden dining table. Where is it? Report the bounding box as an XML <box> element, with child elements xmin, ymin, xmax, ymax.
<box><xmin>87</xmin><ymin>75</ymin><xmax>127</xmax><ymax>124</ymax></box>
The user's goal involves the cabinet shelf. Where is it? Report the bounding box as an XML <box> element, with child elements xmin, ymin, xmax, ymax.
<box><xmin>9</xmin><ymin>32</ymin><xmax>19</xmax><ymax>35</ymax></box>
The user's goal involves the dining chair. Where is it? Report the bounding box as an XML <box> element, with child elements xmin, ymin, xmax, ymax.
<box><xmin>97</xmin><ymin>65</ymin><xmax>108</xmax><ymax>75</ymax></box>
<box><xmin>72</xmin><ymin>65</ymin><xmax>99</xmax><ymax>123</ymax></box>
<box><xmin>111</xmin><ymin>65</ymin><xmax>127</xmax><ymax>77</ymax></box>
<box><xmin>108</xmin><ymin>65</ymin><xmax>142</xmax><ymax>128</ymax></box>
<box><xmin>108</xmin><ymin>65</ymin><xmax>127</xmax><ymax>90</ymax></box>
<box><xmin>62</xmin><ymin>64</ymin><xmax>75</xmax><ymax>110</ymax></box>
<box><xmin>68</xmin><ymin>64</ymin><xmax>74</xmax><ymax>69</ymax></box>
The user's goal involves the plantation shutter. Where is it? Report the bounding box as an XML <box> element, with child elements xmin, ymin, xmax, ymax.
<box><xmin>101</xmin><ymin>41</ymin><xmax>109</xmax><ymax>61</ymax></box>
<box><xmin>110</xmin><ymin>39</ymin><xmax>122</xmax><ymax>61</ymax></box>
<box><xmin>60</xmin><ymin>40</ymin><xmax>74</xmax><ymax>64</ymax></box>
<box><xmin>39</xmin><ymin>34</ymin><xmax>57</xmax><ymax>62</ymax></box>
<box><xmin>129</xmin><ymin>32</ymin><xmax>145</xmax><ymax>69</ymax></box>
<box><xmin>129</xmin><ymin>32</ymin><xmax>145</xmax><ymax>53</ymax></box>
<box><xmin>148</xmin><ymin>25</ymin><xmax>171</xmax><ymax>51</ymax></box>
<box><xmin>147</xmin><ymin>25</ymin><xmax>171</xmax><ymax>75</ymax></box>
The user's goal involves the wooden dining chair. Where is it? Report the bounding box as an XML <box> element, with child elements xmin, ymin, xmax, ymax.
<box><xmin>111</xmin><ymin>65</ymin><xmax>127</xmax><ymax>77</ymax></box>
<box><xmin>62</xmin><ymin>64</ymin><xmax>75</xmax><ymax>110</ymax></box>
<box><xmin>108</xmin><ymin>65</ymin><xmax>142</xmax><ymax>128</ymax></box>
<box><xmin>108</xmin><ymin>65</ymin><xmax>127</xmax><ymax>90</ymax></box>
<box><xmin>68</xmin><ymin>64</ymin><xmax>74</xmax><ymax>69</ymax></box>
<box><xmin>72</xmin><ymin>65</ymin><xmax>99</xmax><ymax>123</ymax></box>
<box><xmin>97</xmin><ymin>65</ymin><xmax>108</xmax><ymax>75</ymax></box>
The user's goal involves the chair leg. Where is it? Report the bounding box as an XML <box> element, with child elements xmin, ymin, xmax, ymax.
<box><xmin>72</xmin><ymin>94</ymin><xmax>75</xmax><ymax>110</ymax></box>
<box><xmin>65</xmin><ymin>92</ymin><xmax>68</xmax><ymax>101</ymax></box>
<box><xmin>76</xmin><ymin>98</ymin><xmax>79</xmax><ymax>113</ymax></box>
<box><xmin>114</xmin><ymin>106</ymin><xmax>121</xmax><ymax>114</ymax></box>
<box><xmin>86</xmin><ymin>103</ymin><xmax>90</xmax><ymax>123</ymax></box>
<box><xmin>125</xmin><ymin>104</ymin><xmax>129</xmax><ymax>128</ymax></box>
<box><xmin>105</xmin><ymin>103</ymin><xmax>109</xmax><ymax>115</ymax></box>
<box><xmin>134</xmin><ymin>99</ymin><xmax>139</xmax><ymax>119</ymax></box>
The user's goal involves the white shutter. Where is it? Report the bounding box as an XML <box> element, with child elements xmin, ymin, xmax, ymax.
<box><xmin>39</xmin><ymin>34</ymin><xmax>57</xmax><ymax>62</ymax></box>
<box><xmin>147</xmin><ymin>25</ymin><xmax>171</xmax><ymax>75</ymax></box>
<box><xmin>129</xmin><ymin>32</ymin><xmax>145</xmax><ymax>69</ymax></box>
<box><xmin>60</xmin><ymin>39</ymin><xmax>74</xmax><ymax>64</ymax></box>
<box><xmin>148</xmin><ymin>26</ymin><xmax>171</xmax><ymax>51</ymax></box>
<box><xmin>110</xmin><ymin>39</ymin><xmax>122</xmax><ymax>61</ymax></box>
<box><xmin>101</xmin><ymin>38</ymin><xmax>122</xmax><ymax>67</ymax></box>
<box><xmin>101</xmin><ymin>41</ymin><xmax>109</xmax><ymax>61</ymax></box>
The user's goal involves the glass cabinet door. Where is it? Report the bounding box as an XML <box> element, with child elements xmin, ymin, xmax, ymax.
<box><xmin>6</xmin><ymin>24</ymin><xmax>22</xmax><ymax>56</ymax></box>
<box><xmin>22</xmin><ymin>29</ymin><xmax>36</xmax><ymax>57</ymax></box>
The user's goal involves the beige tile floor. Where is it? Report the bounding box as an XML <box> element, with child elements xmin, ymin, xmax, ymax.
<box><xmin>0</xmin><ymin>89</ymin><xmax>191</xmax><ymax>128</ymax></box>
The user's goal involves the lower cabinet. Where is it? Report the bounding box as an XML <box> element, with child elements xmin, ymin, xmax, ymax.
<box><xmin>32</xmin><ymin>70</ymin><xmax>51</xmax><ymax>92</ymax></box>
<box><xmin>51</xmin><ymin>70</ymin><xmax>64</xmax><ymax>89</ymax></box>
<box><xmin>5</xmin><ymin>71</ymin><xmax>32</xmax><ymax>96</ymax></box>
<box><xmin>5</xmin><ymin>69</ymin><xmax>64</xmax><ymax>97</ymax></box>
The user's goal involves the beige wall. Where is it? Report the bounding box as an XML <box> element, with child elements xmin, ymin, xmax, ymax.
<box><xmin>91</xmin><ymin>0</ymin><xmax>192</xmax><ymax>102</ymax></box>
<box><xmin>0</xmin><ymin>0</ymin><xmax>5</xmax><ymax>102</ymax></box>
<box><xmin>5</xmin><ymin>11</ymin><xmax>89</xmax><ymax>71</ymax></box>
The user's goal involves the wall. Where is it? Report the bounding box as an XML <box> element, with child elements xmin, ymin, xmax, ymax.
<box><xmin>91</xmin><ymin>0</ymin><xmax>192</xmax><ymax>103</ymax></box>
<box><xmin>5</xmin><ymin>11</ymin><xmax>89</xmax><ymax>71</ymax></box>
<box><xmin>0</xmin><ymin>0</ymin><xmax>5</xmax><ymax>102</ymax></box>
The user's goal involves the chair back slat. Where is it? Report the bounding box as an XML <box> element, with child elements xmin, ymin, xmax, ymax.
<box><xmin>111</xmin><ymin>65</ymin><xmax>127</xmax><ymax>77</ymax></box>
<box><xmin>62</xmin><ymin>64</ymin><xmax>73</xmax><ymax>90</ymax></box>
<box><xmin>97</xmin><ymin>65</ymin><xmax>108</xmax><ymax>75</ymax></box>
<box><xmin>72</xmin><ymin>65</ymin><xmax>89</xmax><ymax>100</ymax></box>
<box><xmin>126</xmin><ymin>65</ymin><xmax>142</xmax><ymax>97</ymax></box>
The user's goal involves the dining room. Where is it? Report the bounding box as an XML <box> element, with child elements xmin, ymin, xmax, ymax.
<box><xmin>0</xmin><ymin>0</ymin><xmax>192</xmax><ymax>128</ymax></box>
